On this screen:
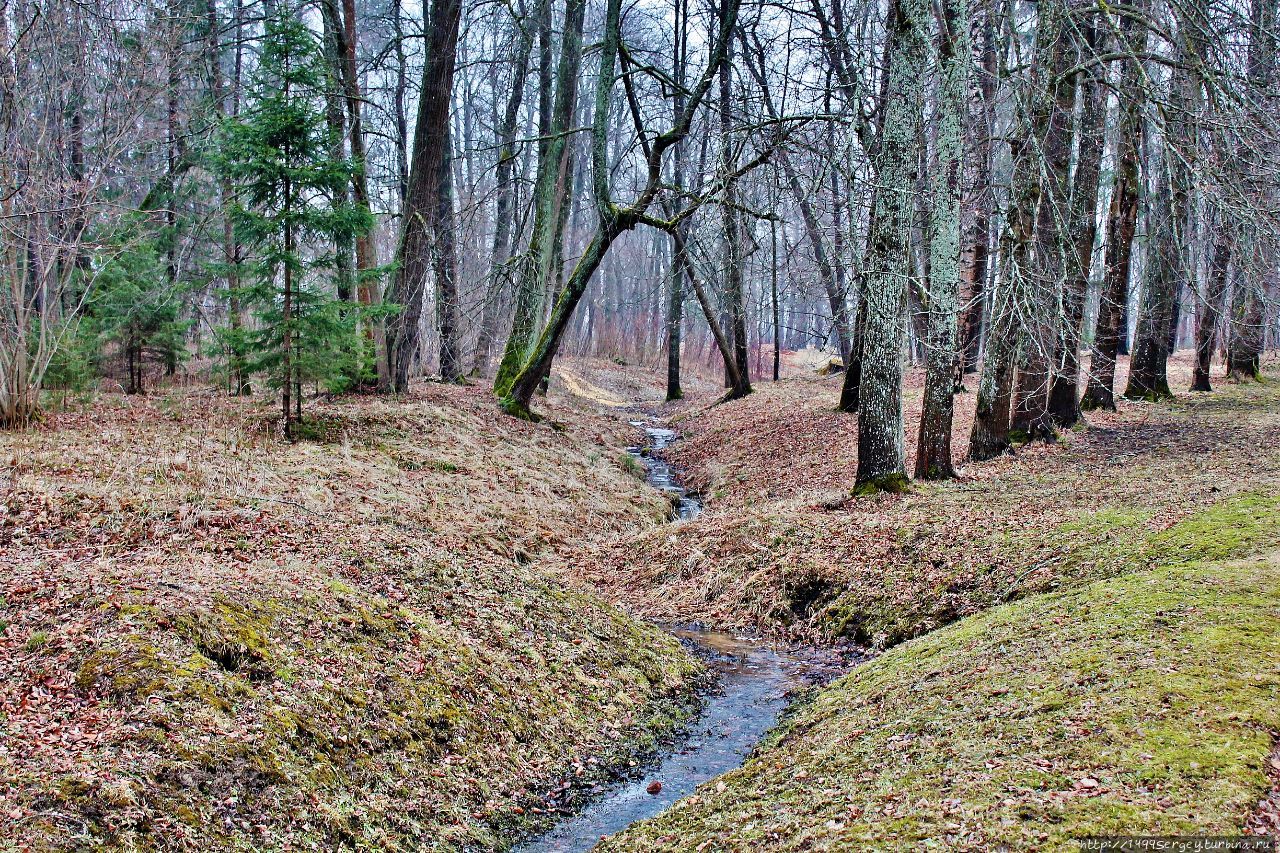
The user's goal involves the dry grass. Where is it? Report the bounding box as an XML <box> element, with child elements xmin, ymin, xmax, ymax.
<box><xmin>549</xmin><ymin>354</ymin><xmax>1280</xmax><ymax>645</ymax></box>
<box><xmin>0</xmin><ymin>381</ymin><xmax>703</xmax><ymax>851</ymax></box>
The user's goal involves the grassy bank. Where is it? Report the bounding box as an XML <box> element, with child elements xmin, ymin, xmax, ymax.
<box><xmin>0</xmin><ymin>383</ymin><xmax>702</xmax><ymax>851</ymax></box>
<box><xmin>602</xmin><ymin>507</ymin><xmax>1280</xmax><ymax>850</ymax></box>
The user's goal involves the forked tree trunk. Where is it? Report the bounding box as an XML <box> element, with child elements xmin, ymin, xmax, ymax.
<box><xmin>386</xmin><ymin>0</ymin><xmax>462</xmax><ymax>391</ymax></box>
<box><xmin>499</xmin><ymin>0</ymin><xmax>740</xmax><ymax>416</ymax></box>
<box><xmin>970</xmin><ymin>0</ymin><xmax>1066</xmax><ymax>459</ymax></box>
<box><xmin>493</xmin><ymin>0</ymin><xmax>585</xmax><ymax>397</ymax></box>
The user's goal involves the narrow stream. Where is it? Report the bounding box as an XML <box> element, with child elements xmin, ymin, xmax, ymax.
<box><xmin>513</xmin><ymin>424</ymin><xmax>855</xmax><ymax>852</ymax></box>
<box><xmin>627</xmin><ymin>424</ymin><xmax>703</xmax><ymax>521</ymax></box>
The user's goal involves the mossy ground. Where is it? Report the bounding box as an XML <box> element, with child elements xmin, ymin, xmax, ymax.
<box><xmin>602</xmin><ymin>536</ymin><xmax>1280</xmax><ymax>850</ymax></box>
<box><xmin>0</xmin><ymin>381</ymin><xmax>701</xmax><ymax>851</ymax></box>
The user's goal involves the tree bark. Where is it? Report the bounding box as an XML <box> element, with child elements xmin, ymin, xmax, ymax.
<box><xmin>970</xmin><ymin>0</ymin><xmax>1066</xmax><ymax>459</ymax></box>
<box><xmin>719</xmin><ymin>47</ymin><xmax>751</xmax><ymax>399</ymax></box>
<box><xmin>1081</xmin><ymin>8</ymin><xmax>1144</xmax><ymax>411</ymax></box>
<box><xmin>1124</xmin><ymin>24</ymin><xmax>1199</xmax><ymax>402</ymax></box>
<box><xmin>915</xmin><ymin>0</ymin><xmax>968</xmax><ymax>480</ymax></box>
<box><xmin>1227</xmin><ymin>0</ymin><xmax>1276</xmax><ymax>381</ymax></box>
<box><xmin>854</xmin><ymin>0</ymin><xmax>928</xmax><ymax>493</ymax></box>
<box><xmin>385</xmin><ymin>0</ymin><xmax>462</xmax><ymax>391</ymax></box>
<box><xmin>472</xmin><ymin>1</ymin><xmax>534</xmax><ymax>376</ymax></box>
<box><xmin>493</xmin><ymin>0</ymin><xmax>584</xmax><ymax>396</ymax></box>
<box><xmin>958</xmin><ymin>2</ymin><xmax>996</xmax><ymax>377</ymax></box>
<box><xmin>1013</xmin><ymin>1</ymin><xmax>1076</xmax><ymax>438</ymax></box>
<box><xmin>1192</xmin><ymin>226</ymin><xmax>1231</xmax><ymax>391</ymax></box>
<box><xmin>1047</xmin><ymin>18</ymin><xmax>1104</xmax><ymax>426</ymax></box>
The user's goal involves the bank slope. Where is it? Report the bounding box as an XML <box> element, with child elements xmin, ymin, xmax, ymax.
<box><xmin>602</xmin><ymin>540</ymin><xmax>1280</xmax><ymax>850</ymax></box>
<box><xmin>1</xmin><ymin>384</ymin><xmax>700</xmax><ymax>851</ymax></box>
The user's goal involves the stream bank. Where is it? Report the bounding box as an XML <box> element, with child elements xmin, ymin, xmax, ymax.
<box><xmin>514</xmin><ymin>423</ymin><xmax>862</xmax><ymax>852</ymax></box>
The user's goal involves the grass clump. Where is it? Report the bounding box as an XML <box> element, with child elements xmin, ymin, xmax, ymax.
<box><xmin>603</xmin><ymin>549</ymin><xmax>1280</xmax><ymax>850</ymax></box>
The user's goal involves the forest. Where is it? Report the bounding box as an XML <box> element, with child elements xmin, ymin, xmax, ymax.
<box><xmin>2</xmin><ymin>0</ymin><xmax>1280</xmax><ymax>846</ymax></box>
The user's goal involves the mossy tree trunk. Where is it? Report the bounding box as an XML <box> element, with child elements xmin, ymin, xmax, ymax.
<box><xmin>853</xmin><ymin>0</ymin><xmax>928</xmax><ymax>494</ymax></box>
<box><xmin>493</xmin><ymin>0</ymin><xmax>585</xmax><ymax>398</ymax></box>
<box><xmin>914</xmin><ymin>0</ymin><xmax>968</xmax><ymax>481</ymax></box>
<box><xmin>1013</xmin><ymin>3</ymin><xmax>1075</xmax><ymax>440</ymax></box>
<box><xmin>970</xmin><ymin>0</ymin><xmax>1066</xmax><ymax>459</ymax></box>
<box><xmin>957</xmin><ymin>6</ymin><xmax>997</xmax><ymax>380</ymax></box>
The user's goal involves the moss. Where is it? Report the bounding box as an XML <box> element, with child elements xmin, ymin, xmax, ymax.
<box><xmin>498</xmin><ymin>395</ymin><xmax>540</xmax><ymax>421</ymax></box>
<box><xmin>603</xmin><ymin>550</ymin><xmax>1280</xmax><ymax>851</ymax></box>
<box><xmin>25</xmin><ymin>630</ymin><xmax>49</xmax><ymax>651</ymax></box>
<box><xmin>1150</xmin><ymin>492</ymin><xmax>1280</xmax><ymax>564</ymax></box>
<box><xmin>853</xmin><ymin>472</ymin><xmax>911</xmax><ymax>497</ymax></box>
<box><xmin>174</xmin><ymin>598</ymin><xmax>274</xmax><ymax>677</ymax></box>
<box><xmin>75</xmin><ymin>635</ymin><xmax>217</xmax><ymax>704</ymax></box>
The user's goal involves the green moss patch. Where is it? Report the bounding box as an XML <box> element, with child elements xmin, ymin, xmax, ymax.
<box><xmin>603</xmin><ymin>550</ymin><xmax>1280</xmax><ymax>850</ymax></box>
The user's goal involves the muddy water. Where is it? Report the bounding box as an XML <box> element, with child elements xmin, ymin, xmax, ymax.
<box><xmin>512</xmin><ymin>425</ymin><xmax>857</xmax><ymax>852</ymax></box>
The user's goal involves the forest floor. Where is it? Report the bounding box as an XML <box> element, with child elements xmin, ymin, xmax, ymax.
<box><xmin>557</xmin><ymin>352</ymin><xmax>1280</xmax><ymax>645</ymax></box>
<box><xmin>5</xmin><ymin>350</ymin><xmax>1280</xmax><ymax>851</ymax></box>
<box><xmin>0</xmin><ymin>381</ymin><xmax>708</xmax><ymax>851</ymax></box>
<box><xmin>544</xmin><ymin>350</ymin><xmax>1280</xmax><ymax>850</ymax></box>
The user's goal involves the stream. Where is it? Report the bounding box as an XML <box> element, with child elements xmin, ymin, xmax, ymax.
<box><xmin>513</xmin><ymin>425</ymin><xmax>856</xmax><ymax>853</ymax></box>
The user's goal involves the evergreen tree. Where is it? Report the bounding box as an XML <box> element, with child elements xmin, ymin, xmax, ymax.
<box><xmin>215</xmin><ymin>3</ymin><xmax>373</xmax><ymax>438</ymax></box>
<box><xmin>92</xmin><ymin>221</ymin><xmax>191</xmax><ymax>395</ymax></box>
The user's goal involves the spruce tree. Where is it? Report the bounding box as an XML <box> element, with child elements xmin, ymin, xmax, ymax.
<box><xmin>216</xmin><ymin>3</ymin><xmax>372</xmax><ymax>438</ymax></box>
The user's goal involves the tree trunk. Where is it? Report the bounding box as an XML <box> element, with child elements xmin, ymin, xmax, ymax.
<box><xmin>915</xmin><ymin>0</ymin><xmax>968</xmax><ymax>480</ymax></box>
<box><xmin>1081</xmin><ymin>8</ymin><xmax>1144</xmax><ymax>411</ymax></box>
<box><xmin>1047</xmin><ymin>19</ymin><xmax>1104</xmax><ymax>425</ymax></box>
<box><xmin>970</xmin><ymin>0</ymin><xmax>1066</xmax><ymax>459</ymax></box>
<box><xmin>854</xmin><ymin>0</ymin><xmax>928</xmax><ymax>493</ymax></box>
<box><xmin>1013</xmin><ymin>1</ymin><xmax>1075</xmax><ymax>439</ymax></box>
<box><xmin>320</xmin><ymin>0</ymin><xmax>354</xmax><ymax>302</ymax></box>
<box><xmin>385</xmin><ymin>0</ymin><xmax>462</xmax><ymax>391</ymax></box>
<box><xmin>1192</xmin><ymin>226</ymin><xmax>1231</xmax><ymax>391</ymax></box>
<box><xmin>493</xmin><ymin>0</ymin><xmax>584</xmax><ymax>397</ymax></box>
<box><xmin>472</xmin><ymin>0</ymin><xmax>534</xmax><ymax>377</ymax></box>
<box><xmin>434</xmin><ymin>121</ymin><xmax>464</xmax><ymax>382</ymax></box>
<box><xmin>1124</xmin><ymin>25</ymin><xmax>1198</xmax><ymax>402</ymax></box>
<box><xmin>958</xmin><ymin>3</ymin><xmax>996</xmax><ymax>377</ymax></box>
<box><xmin>1123</xmin><ymin>170</ymin><xmax>1179</xmax><ymax>401</ymax></box>
<box><xmin>1227</xmin><ymin>0</ymin><xmax>1276</xmax><ymax>382</ymax></box>
<box><xmin>719</xmin><ymin>39</ymin><xmax>751</xmax><ymax>398</ymax></box>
